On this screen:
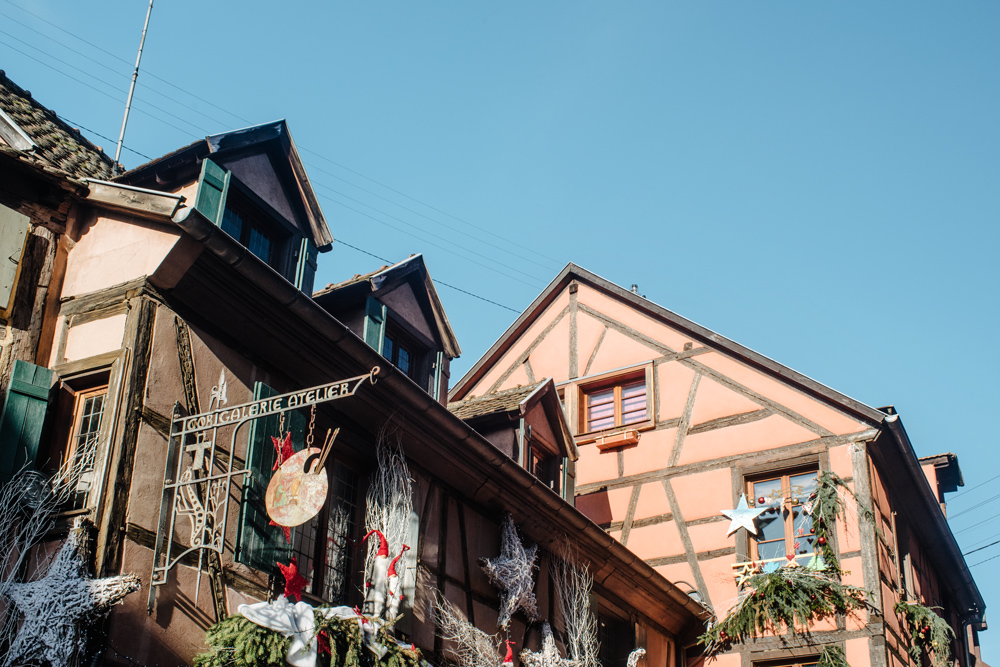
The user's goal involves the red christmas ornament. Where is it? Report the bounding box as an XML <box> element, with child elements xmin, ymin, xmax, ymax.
<box><xmin>758</xmin><ymin>496</ymin><xmax>766</xmax><ymax>504</ymax></box>
<box><xmin>277</xmin><ymin>557</ymin><xmax>308</xmax><ymax>602</ymax></box>
<box><xmin>810</xmin><ymin>527</ymin><xmax>815</xmax><ymax>534</ymax></box>
<box><xmin>271</xmin><ymin>433</ymin><xmax>295</xmax><ymax>471</ymax></box>
<box><xmin>719</xmin><ymin>630</ymin><xmax>728</xmax><ymax>641</ymax></box>
<box><xmin>817</xmin><ymin>536</ymin><xmax>827</xmax><ymax>546</ymax></box>
<box><xmin>810</xmin><ymin>594</ymin><xmax>816</xmax><ymax>600</ymax></box>
<box><xmin>922</xmin><ymin>625</ymin><xmax>931</xmax><ymax>634</ymax></box>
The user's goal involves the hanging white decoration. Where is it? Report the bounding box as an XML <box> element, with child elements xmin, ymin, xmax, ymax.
<box><xmin>551</xmin><ymin>548</ymin><xmax>599</xmax><ymax>667</ymax></box>
<box><xmin>721</xmin><ymin>494</ymin><xmax>766</xmax><ymax>536</ymax></box>
<box><xmin>479</xmin><ymin>513</ymin><xmax>539</xmax><ymax>629</ymax></box>
<box><xmin>520</xmin><ymin>622</ymin><xmax>579</xmax><ymax>667</ymax></box>
<box><xmin>435</xmin><ymin>594</ymin><xmax>506</xmax><ymax>667</ymax></box>
<box><xmin>3</xmin><ymin>518</ymin><xmax>140</xmax><ymax>667</ymax></box>
<box><xmin>626</xmin><ymin>648</ymin><xmax>647</xmax><ymax>667</ymax></box>
<box><xmin>363</xmin><ymin>431</ymin><xmax>413</xmax><ymax>620</ymax></box>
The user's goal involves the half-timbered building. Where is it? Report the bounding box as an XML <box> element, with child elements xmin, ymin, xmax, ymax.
<box><xmin>450</xmin><ymin>264</ymin><xmax>988</xmax><ymax>667</ymax></box>
<box><xmin>0</xmin><ymin>76</ymin><xmax>708</xmax><ymax>666</ymax></box>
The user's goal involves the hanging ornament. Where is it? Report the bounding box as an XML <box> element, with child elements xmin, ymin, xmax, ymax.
<box><xmin>267</xmin><ymin>449</ymin><xmax>329</xmax><ymax>527</ymax></box>
<box><xmin>272</xmin><ymin>432</ymin><xmax>296</xmax><ymax>471</ymax></box>
<box><xmin>627</xmin><ymin>648</ymin><xmax>647</xmax><ymax>667</ymax></box>
<box><xmin>520</xmin><ymin>623</ymin><xmax>578</xmax><ymax>667</ymax></box>
<box><xmin>479</xmin><ymin>513</ymin><xmax>539</xmax><ymax>629</ymax></box>
<box><xmin>4</xmin><ymin>519</ymin><xmax>141</xmax><ymax>667</ymax></box>
<box><xmin>721</xmin><ymin>494</ymin><xmax>766</xmax><ymax>536</ymax></box>
<box><xmin>503</xmin><ymin>639</ymin><xmax>516</xmax><ymax>667</ymax></box>
<box><xmin>278</xmin><ymin>558</ymin><xmax>309</xmax><ymax>602</ymax></box>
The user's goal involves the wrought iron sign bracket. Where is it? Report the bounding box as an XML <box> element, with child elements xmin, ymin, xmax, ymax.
<box><xmin>147</xmin><ymin>366</ymin><xmax>379</xmax><ymax>613</ymax></box>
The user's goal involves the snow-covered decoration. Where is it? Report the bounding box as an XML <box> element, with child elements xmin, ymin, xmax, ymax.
<box><xmin>386</xmin><ymin>544</ymin><xmax>411</xmax><ymax>622</ymax></box>
<box><xmin>0</xmin><ymin>460</ymin><xmax>99</xmax><ymax>658</ymax></box>
<box><xmin>363</xmin><ymin>434</ymin><xmax>413</xmax><ymax>616</ymax></box>
<box><xmin>551</xmin><ymin>548</ymin><xmax>599</xmax><ymax>667</ymax></box>
<box><xmin>626</xmin><ymin>648</ymin><xmax>646</xmax><ymax>667</ymax></box>
<box><xmin>3</xmin><ymin>518</ymin><xmax>140</xmax><ymax>667</ymax></box>
<box><xmin>436</xmin><ymin>595</ymin><xmax>506</xmax><ymax>667</ymax></box>
<box><xmin>520</xmin><ymin>622</ymin><xmax>579</xmax><ymax>667</ymax></box>
<box><xmin>479</xmin><ymin>513</ymin><xmax>539</xmax><ymax>629</ymax></box>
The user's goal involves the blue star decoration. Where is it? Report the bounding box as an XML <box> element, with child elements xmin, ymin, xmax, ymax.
<box><xmin>721</xmin><ymin>494</ymin><xmax>766</xmax><ymax>536</ymax></box>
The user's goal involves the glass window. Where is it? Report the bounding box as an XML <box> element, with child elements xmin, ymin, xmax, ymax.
<box><xmin>221</xmin><ymin>203</ymin><xmax>275</xmax><ymax>265</ymax></box>
<box><xmin>748</xmin><ymin>469</ymin><xmax>819</xmax><ymax>565</ymax></box>
<box><xmin>67</xmin><ymin>387</ymin><xmax>108</xmax><ymax>511</ymax></box>
<box><xmin>583</xmin><ymin>377</ymin><xmax>647</xmax><ymax>432</ymax></box>
<box><xmin>382</xmin><ymin>331</ymin><xmax>416</xmax><ymax>379</ymax></box>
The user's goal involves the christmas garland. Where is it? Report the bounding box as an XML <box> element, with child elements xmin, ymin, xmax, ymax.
<box><xmin>893</xmin><ymin>601</ymin><xmax>955</xmax><ymax>667</ymax></box>
<box><xmin>698</xmin><ymin>566</ymin><xmax>872</xmax><ymax>654</ymax></box>
<box><xmin>817</xmin><ymin>645</ymin><xmax>849</xmax><ymax>667</ymax></box>
<box><xmin>193</xmin><ymin>610</ymin><xmax>422</xmax><ymax>667</ymax></box>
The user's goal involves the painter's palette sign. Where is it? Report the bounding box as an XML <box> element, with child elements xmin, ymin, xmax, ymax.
<box><xmin>266</xmin><ymin>448</ymin><xmax>328</xmax><ymax>527</ymax></box>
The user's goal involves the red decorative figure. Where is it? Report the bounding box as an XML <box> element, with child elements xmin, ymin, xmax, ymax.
<box><xmin>503</xmin><ymin>639</ymin><xmax>516</xmax><ymax>666</ymax></box>
<box><xmin>317</xmin><ymin>631</ymin><xmax>331</xmax><ymax>656</ymax></box>
<box><xmin>271</xmin><ymin>433</ymin><xmax>295</xmax><ymax>471</ymax></box>
<box><xmin>277</xmin><ymin>557</ymin><xmax>308</xmax><ymax>602</ymax></box>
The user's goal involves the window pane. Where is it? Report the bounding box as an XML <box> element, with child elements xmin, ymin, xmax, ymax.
<box><xmin>69</xmin><ymin>391</ymin><xmax>107</xmax><ymax>511</ymax></box>
<box><xmin>587</xmin><ymin>388</ymin><xmax>615</xmax><ymax>430</ymax></box>
<box><xmin>789</xmin><ymin>472</ymin><xmax>818</xmax><ymax>502</ymax></box>
<box><xmin>398</xmin><ymin>347</ymin><xmax>410</xmax><ymax>375</ymax></box>
<box><xmin>247</xmin><ymin>227</ymin><xmax>271</xmax><ymax>262</ymax></box>
<box><xmin>382</xmin><ymin>336</ymin><xmax>395</xmax><ymax>363</ymax></box>
<box><xmin>221</xmin><ymin>207</ymin><xmax>243</xmax><ymax>240</ymax></box>
<box><xmin>323</xmin><ymin>462</ymin><xmax>358</xmax><ymax>603</ymax></box>
<box><xmin>621</xmin><ymin>380</ymin><xmax>647</xmax><ymax>425</ymax></box>
<box><xmin>757</xmin><ymin>539</ymin><xmax>785</xmax><ymax>561</ymax></box>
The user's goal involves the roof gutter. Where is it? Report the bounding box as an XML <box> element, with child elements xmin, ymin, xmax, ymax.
<box><xmin>883</xmin><ymin>414</ymin><xmax>985</xmax><ymax>621</ymax></box>
<box><xmin>161</xmin><ymin>207</ymin><xmax>711</xmax><ymax>633</ymax></box>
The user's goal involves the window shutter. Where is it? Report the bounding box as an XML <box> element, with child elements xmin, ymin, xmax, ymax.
<box><xmin>194</xmin><ymin>158</ymin><xmax>231</xmax><ymax>226</ymax></box>
<box><xmin>0</xmin><ymin>204</ymin><xmax>30</xmax><ymax>319</ymax></box>
<box><xmin>431</xmin><ymin>350</ymin><xmax>444</xmax><ymax>401</ymax></box>
<box><xmin>294</xmin><ymin>238</ymin><xmax>319</xmax><ymax>294</ymax></box>
<box><xmin>0</xmin><ymin>360</ymin><xmax>54</xmax><ymax>486</ymax></box>
<box><xmin>362</xmin><ymin>296</ymin><xmax>386</xmax><ymax>354</ymax></box>
<box><xmin>236</xmin><ymin>382</ymin><xmax>294</xmax><ymax>572</ymax></box>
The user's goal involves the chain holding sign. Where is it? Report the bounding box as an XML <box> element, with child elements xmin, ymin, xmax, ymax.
<box><xmin>147</xmin><ymin>367</ymin><xmax>379</xmax><ymax>613</ymax></box>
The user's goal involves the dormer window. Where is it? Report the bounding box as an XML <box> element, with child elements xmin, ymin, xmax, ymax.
<box><xmin>221</xmin><ymin>204</ymin><xmax>274</xmax><ymax>264</ymax></box>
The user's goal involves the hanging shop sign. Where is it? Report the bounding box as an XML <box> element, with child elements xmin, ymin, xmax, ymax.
<box><xmin>147</xmin><ymin>368</ymin><xmax>379</xmax><ymax>612</ymax></box>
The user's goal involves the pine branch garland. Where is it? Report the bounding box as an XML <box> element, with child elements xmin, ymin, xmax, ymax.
<box><xmin>193</xmin><ymin>611</ymin><xmax>422</xmax><ymax>667</ymax></box>
<box><xmin>698</xmin><ymin>566</ymin><xmax>873</xmax><ymax>654</ymax></box>
<box><xmin>893</xmin><ymin>601</ymin><xmax>955</xmax><ymax>667</ymax></box>
<box><xmin>817</xmin><ymin>645</ymin><xmax>849</xmax><ymax>667</ymax></box>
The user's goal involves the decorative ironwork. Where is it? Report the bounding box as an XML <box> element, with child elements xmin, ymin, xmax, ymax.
<box><xmin>147</xmin><ymin>367</ymin><xmax>379</xmax><ymax>612</ymax></box>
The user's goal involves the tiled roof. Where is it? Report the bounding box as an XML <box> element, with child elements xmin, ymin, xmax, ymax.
<box><xmin>314</xmin><ymin>264</ymin><xmax>390</xmax><ymax>297</ymax></box>
<box><xmin>447</xmin><ymin>382</ymin><xmax>544</xmax><ymax>420</ymax></box>
<box><xmin>0</xmin><ymin>70</ymin><xmax>116</xmax><ymax>179</ymax></box>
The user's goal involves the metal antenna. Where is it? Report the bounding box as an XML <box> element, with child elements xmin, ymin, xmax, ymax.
<box><xmin>114</xmin><ymin>0</ymin><xmax>154</xmax><ymax>171</ymax></box>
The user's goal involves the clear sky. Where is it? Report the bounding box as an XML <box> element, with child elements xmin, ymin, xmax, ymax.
<box><xmin>2</xmin><ymin>0</ymin><xmax>998</xmax><ymax>658</ymax></box>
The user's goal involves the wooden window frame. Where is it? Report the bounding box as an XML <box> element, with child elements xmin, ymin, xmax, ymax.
<box><xmin>565</xmin><ymin>362</ymin><xmax>655</xmax><ymax>444</ymax></box>
<box><xmin>745</xmin><ymin>466</ymin><xmax>819</xmax><ymax>564</ymax></box>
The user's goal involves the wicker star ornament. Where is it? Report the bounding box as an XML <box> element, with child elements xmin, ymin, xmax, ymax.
<box><xmin>479</xmin><ymin>513</ymin><xmax>539</xmax><ymax>629</ymax></box>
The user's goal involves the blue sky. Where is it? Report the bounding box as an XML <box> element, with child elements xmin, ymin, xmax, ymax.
<box><xmin>2</xmin><ymin>0</ymin><xmax>998</xmax><ymax>658</ymax></box>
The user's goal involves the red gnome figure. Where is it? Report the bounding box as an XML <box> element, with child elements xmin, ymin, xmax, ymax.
<box><xmin>502</xmin><ymin>639</ymin><xmax>516</xmax><ymax>667</ymax></box>
<box><xmin>360</xmin><ymin>529</ymin><xmax>390</xmax><ymax>617</ymax></box>
<box><xmin>386</xmin><ymin>544</ymin><xmax>411</xmax><ymax>622</ymax></box>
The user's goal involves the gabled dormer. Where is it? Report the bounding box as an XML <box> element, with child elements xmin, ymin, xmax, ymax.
<box><xmin>113</xmin><ymin>120</ymin><xmax>332</xmax><ymax>294</ymax></box>
<box><xmin>313</xmin><ymin>254</ymin><xmax>460</xmax><ymax>403</ymax></box>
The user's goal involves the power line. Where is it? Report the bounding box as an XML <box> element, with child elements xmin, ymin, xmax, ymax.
<box><xmin>311</xmin><ymin>180</ymin><xmax>546</xmax><ymax>285</ymax></box>
<box><xmin>970</xmin><ymin>552</ymin><xmax>1000</xmax><ymax>568</ymax></box>
<box><xmin>316</xmin><ymin>192</ymin><xmax>542</xmax><ymax>288</ymax></box>
<box><xmin>54</xmin><ymin>114</ymin><xmax>152</xmax><ymax>161</ymax></box>
<box><xmin>948</xmin><ymin>473</ymin><xmax>1000</xmax><ymax>503</ymax></box>
<box><xmin>948</xmin><ymin>492</ymin><xmax>1000</xmax><ymax>521</ymax></box>
<box><xmin>2</xmin><ymin>9</ymin><xmax>564</xmax><ymax>284</ymax></box>
<box><xmin>952</xmin><ymin>511</ymin><xmax>1000</xmax><ymax>535</ymax></box>
<box><xmin>963</xmin><ymin>539</ymin><xmax>1000</xmax><ymax>556</ymax></box>
<box><xmin>335</xmin><ymin>239</ymin><xmax>521</xmax><ymax>314</ymax></box>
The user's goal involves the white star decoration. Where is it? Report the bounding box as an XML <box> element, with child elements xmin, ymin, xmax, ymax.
<box><xmin>3</xmin><ymin>520</ymin><xmax>141</xmax><ymax>667</ymax></box>
<box><xmin>479</xmin><ymin>513</ymin><xmax>538</xmax><ymax>629</ymax></box>
<box><xmin>721</xmin><ymin>494</ymin><xmax>766</xmax><ymax>536</ymax></box>
<box><xmin>520</xmin><ymin>622</ymin><xmax>579</xmax><ymax>667</ymax></box>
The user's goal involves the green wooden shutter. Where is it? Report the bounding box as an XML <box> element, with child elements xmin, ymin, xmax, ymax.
<box><xmin>0</xmin><ymin>360</ymin><xmax>54</xmax><ymax>486</ymax></box>
<box><xmin>431</xmin><ymin>350</ymin><xmax>444</xmax><ymax>401</ymax></box>
<box><xmin>194</xmin><ymin>158</ymin><xmax>231</xmax><ymax>226</ymax></box>
<box><xmin>294</xmin><ymin>238</ymin><xmax>319</xmax><ymax>294</ymax></box>
<box><xmin>236</xmin><ymin>382</ymin><xmax>294</xmax><ymax>571</ymax></box>
<box><xmin>363</xmin><ymin>296</ymin><xmax>386</xmax><ymax>354</ymax></box>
